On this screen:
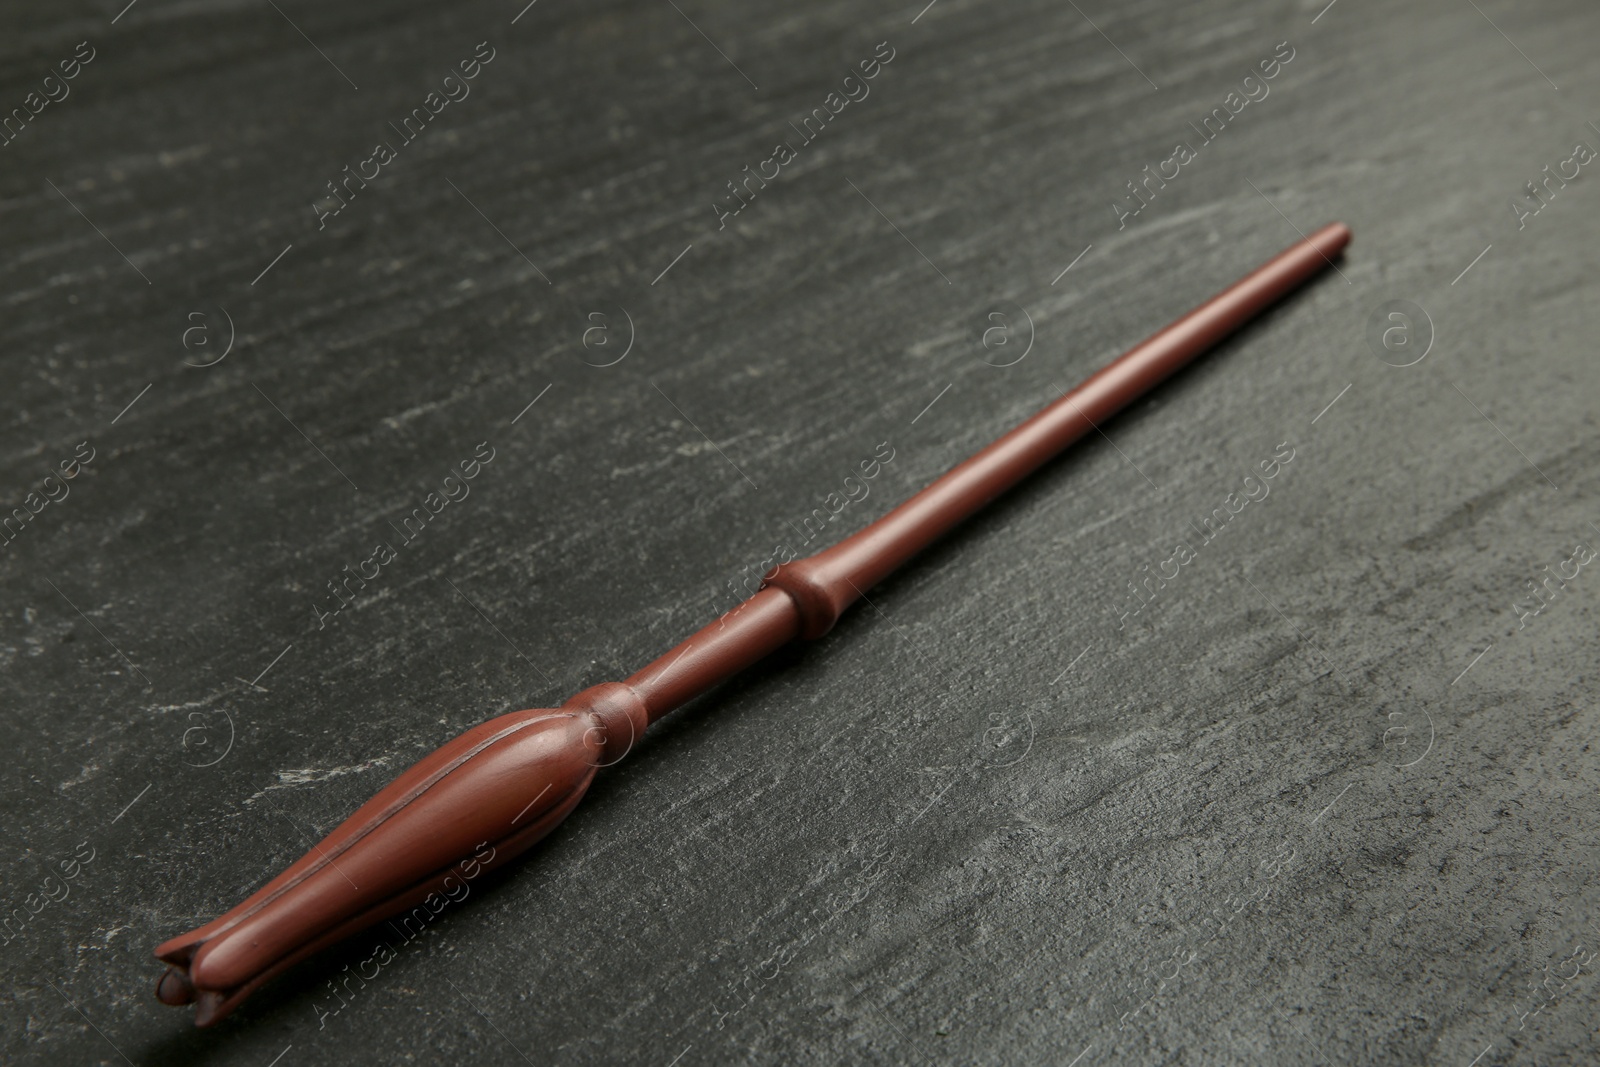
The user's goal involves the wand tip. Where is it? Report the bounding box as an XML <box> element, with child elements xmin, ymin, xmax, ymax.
<box><xmin>1311</xmin><ymin>221</ymin><xmax>1352</xmax><ymax>256</ymax></box>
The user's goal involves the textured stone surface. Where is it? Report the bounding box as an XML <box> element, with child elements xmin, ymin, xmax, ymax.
<box><xmin>2</xmin><ymin>0</ymin><xmax>1598</xmax><ymax>1064</ymax></box>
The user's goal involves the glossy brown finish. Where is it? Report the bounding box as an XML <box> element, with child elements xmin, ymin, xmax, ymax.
<box><xmin>155</xmin><ymin>224</ymin><xmax>1349</xmax><ymax>1025</ymax></box>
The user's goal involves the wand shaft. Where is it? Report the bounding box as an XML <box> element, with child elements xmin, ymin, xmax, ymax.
<box><xmin>628</xmin><ymin>222</ymin><xmax>1350</xmax><ymax>721</ymax></box>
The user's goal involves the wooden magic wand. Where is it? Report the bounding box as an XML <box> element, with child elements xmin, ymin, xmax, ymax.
<box><xmin>155</xmin><ymin>222</ymin><xmax>1351</xmax><ymax>1025</ymax></box>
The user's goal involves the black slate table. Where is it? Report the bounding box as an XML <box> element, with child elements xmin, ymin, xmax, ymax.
<box><xmin>4</xmin><ymin>1</ymin><xmax>1598</xmax><ymax>1064</ymax></box>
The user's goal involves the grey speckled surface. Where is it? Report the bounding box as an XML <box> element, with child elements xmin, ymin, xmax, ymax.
<box><xmin>2</xmin><ymin>0</ymin><xmax>1598</xmax><ymax>1063</ymax></box>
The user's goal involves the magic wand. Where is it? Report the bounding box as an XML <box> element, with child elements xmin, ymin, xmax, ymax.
<box><xmin>155</xmin><ymin>221</ymin><xmax>1351</xmax><ymax>1026</ymax></box>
